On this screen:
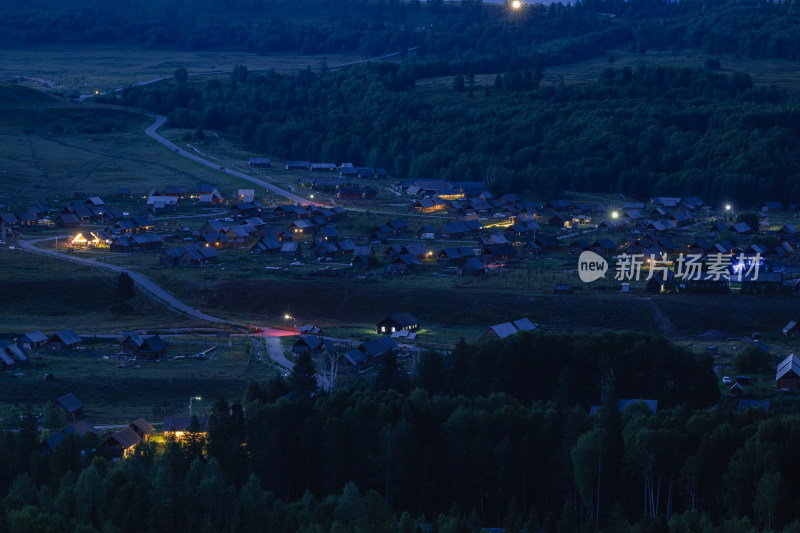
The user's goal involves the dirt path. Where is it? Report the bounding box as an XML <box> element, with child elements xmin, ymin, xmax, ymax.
<box><xmin>647</xmin><ymin>298</ymin><xmax>679</xmax><ymax>336</ymax></box>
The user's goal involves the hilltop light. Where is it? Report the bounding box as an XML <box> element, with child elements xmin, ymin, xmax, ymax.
<box><xmin>511</xmin><ymin>0</ymin><xmax>522</xmax><ymax>8</ymax></box>
<box><xmin>611</xmin><ymin>211</ymin><xmax>619</xmax><ymax>219</ymax></box>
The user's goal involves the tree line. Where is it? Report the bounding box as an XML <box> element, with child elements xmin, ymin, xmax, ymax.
<box><xmin>110</xmin><ymin>60</ymin><xmax>800</xmax><ymax>206</ymax></box>
<box><xmin>6</xmin><ymin>0</ymin><xmax>800</xmax><ymax>65</ymax></box>
<box><xmin>4</xmin><ymin>330</ymin><xmax>799</xmax><ymax>532</ymax></box>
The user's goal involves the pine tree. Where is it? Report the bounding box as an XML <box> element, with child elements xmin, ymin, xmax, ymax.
<box><xmin>289</xmin><ymin>352</ymin><xmax>318</xmax><ymax>396</ymax></box>
<box><xmin>375</xmin><ymin>349</ymin><xmax>397</xmax><ymax>391</ymax></box>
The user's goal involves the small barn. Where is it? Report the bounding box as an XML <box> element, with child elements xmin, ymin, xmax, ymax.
<box><xmin>99</xmin><ymin>427</ymin><xmax>142</xmax><ymax>460</ymax></box>
<box><xmin>55</xmin><ymin>393</ymin><xmax>83</xmax><ymax>422</ymax></box>
<box><xmin>292</xmin><ymin>335</ymin><xmax>333</xmax><ymax>356</ymax></box>
<box><xmin>338</xmin><ymin>349</ymin><xmax>368</xmax><ymax>374</ymax></box>
<box><xmin>129</xmin><ymin>418</ymin><xmax>155</xmax><ymax>441</ymax></box>
<box><xmin>21</xmin><ymin>331</ymin><xmax>47</xmax><ymax>349</ymax></box>
<box><xmin>483</xmin><ymin>318</ymin><xmax>537</xmax><ymax>339</ymax></box>
<box><xmin>777</xmin><ymin>353</ymin><xmax>800</xmax><ymax>390</ymax></box>
<box><xmin>461</xmin><ymin>256</ymin><xmax>486</xmax><ymax>277</ymax></box>
<box><xmin>46</xmin><ymin>329</ymin><xmax>82</xmax><ymax>354</ymax></box>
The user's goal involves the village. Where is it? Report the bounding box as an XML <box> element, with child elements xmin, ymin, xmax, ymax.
<box><xmin>2</xmin><ymin>159</ymin><xmax>800</xmax><ymax>292</ymax></box>
<box><xmin>4</xmin><ymin>158</ymin><xmax>800</xmax><ymax>454</ymax></box>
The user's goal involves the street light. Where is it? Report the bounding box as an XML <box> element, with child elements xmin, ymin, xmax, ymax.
<box><xmin>189</xmin><ymin>396</ymin><xmax>201</xmax><ymax>417</ymax></box>
<box><xmin>611</xmin><ymin>211</ymin><xmax>619</xmax><ymax>219</ymax></box>
<box><xmin>284</xmin><ymin>314</ymin><xmax>297</xmax><ymax>336</ymax></box>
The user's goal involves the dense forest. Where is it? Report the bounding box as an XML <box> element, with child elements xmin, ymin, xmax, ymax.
<box><xmin>2</xmin><ymin>331</ymin><xmax>799</xmax><ymax>532</ymax></box>
<box><xmin>111</xmin><ymin>60</ymin><xmax>800</xmax><ymax>205</ymax></box>
<box><xmin>5</xmin><ymin>0</ymin><xmax>800</xmax><ymax>63</ymax></box>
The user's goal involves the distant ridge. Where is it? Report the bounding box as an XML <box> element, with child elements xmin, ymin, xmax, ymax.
<box><xmin>0</xmin><ymin>82</ymin><xmax>56</xmax><ymax>107</ymax></box>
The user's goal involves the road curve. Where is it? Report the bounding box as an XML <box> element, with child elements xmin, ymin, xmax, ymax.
<box><xmin>18</xmin><ymin>236</ymin><xmax>234</xmax><ymax>326</ymax></box>
<box><xmin>145</xmin><ymin>115</ymin><xmax>314</xmax><ymax>205</ymax></box>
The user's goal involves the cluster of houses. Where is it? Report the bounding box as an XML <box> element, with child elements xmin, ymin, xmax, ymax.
<box><xmin>41</xmin><ymin>392</ymin><xmax>212</xmax><ymax>459</ymax></box>
<box><xmin>282</xmin><ymin>160</ymin><xmax>388</xmax><ymax>179</ymax></box>
<box><xmin>0</xmin><ymin>197</ymin><xmax>126</xmax><ymax>238</ymax></box>
<box><xmin>0</xmin><ymin>329</ymin><xmax>169</xmax><ymax>373</ymax></box>
<box><xmin>99</xmin><ymin>418</ymin><xmax>155</xmax><ymax>460</ymax></box>
<box><xmin>289</xmin><ymin>313</ymin><xmax>421</xmax><ymax>374</ymax></box>
<box><xmin>146</xmin><ymin>185</ymin><xmax>259</xmax><ymax>213</ymax></box>
<box><xmin>293</xmin><ymin>178</ymin><xmax>378</xmax><ymax>200</ymax></box>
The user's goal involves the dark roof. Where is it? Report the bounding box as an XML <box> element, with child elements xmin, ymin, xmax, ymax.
<box><xmin>730</xmin><ymin>222</ymin><xmax>753</xmax><ymax>234</ymax></box>
<box><xmin>43</xmin><ymin>432</ymin><xmax>64</xmax><ymax>450</ymax></box>
<box><xmin>294</xmin><ymin>335</ymin><xmax>325</xmax><ymax>351</ymax></box>
<box><xmin>65</xmin><ymin>420</ymin><xmax>97</xmax><ymax>436</ymax></box>
<box><xmin>461</xmin><ymin>256</ymin><xmax>486</xmax><ymax>272</ymax></box>
<box><xmin>163</xmin><ymin>416</ymin><xmax>209</xmax><ymax>432</ymax></box>
<box><xmin>360</xmin><ymin>337</ymin><xmax>399</xmax><ymax>357</ymax></box>
<box><xmin>0</xmin><ymin>349</ymin><xmax>14</xmax><ymax>367</ymax></box>
<box><xmin>22</xmin><ymin>331</ymin><xmax>46</xmax><ymax>344</ymax></box>
<box><xmin>379</xmin><ymin>312</ymin><xmax>419</xmax><ymax>327</ymax></box>
<box><xmin>737</xmin><ymin>399</ymin><xmax>770</xmax><ymax>412</ymax></box>
<box><xmin>143</xmin><ymin>335</ymin><xmax>167</xmax><ymax>353</ymax></box>
<box><xmin>56</xmin><ymin>393</ymin><xmax>83</xmax><ymax>413</ymax></box>
<box><xmin>132</xmin><ymin>233</ymin><xmax>163</xmax><ymax>245</ymax></box>
<box><xmin>341</xmin><ymin>349</ymin><xmax>368</xmax><ymax>366</ymax></box>
<box><xmin>48</xmin><ymin>329</ymin><xmax>82</xmax><ymax>346</ymax></box>
<box><xmin>130</xmin><ymin>418</ymin><xmax>155</xmax><ymax>436</ymax></box>
<box><xmin>107</xmin><ymin>427</ymin><xmax>142</xmax><ymax>449</ymax></box>
<box><xmin>120</xmin><ymin>332</ymin><xmax>145</xmax><ymax>348</ymax></box>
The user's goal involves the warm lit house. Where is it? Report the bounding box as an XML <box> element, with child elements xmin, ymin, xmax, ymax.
<box><xmin>376</xmin><ymin>313</ymin><xmax>420</xmax><ymax>335</ymax></box>
<box><xmin>129</xmin><ymin>418</ymin><xmax>156</xmax><ymax>442</ymax></box>
<box><xmin>163</xmin><ymin>416</ymin><xmax>209</xmax><ymax>440</ymax></box>
<box><xmin>99</xmin><ymin>427</ymin><xmax>142</xmax><ymax>460</ymax></box>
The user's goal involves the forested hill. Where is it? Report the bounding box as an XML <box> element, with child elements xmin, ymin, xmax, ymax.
<box><xmin>4</xmin><ymin>0</ymin><xmax>800</xmax><ymax>66</ymax></box>
<box><xmin>113</xmin><ymin>60</ymin><xmax>800</xmax><ymax>205</ymax></box>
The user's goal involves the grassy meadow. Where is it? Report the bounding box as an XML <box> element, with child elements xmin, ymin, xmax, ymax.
<box><xmin>416</xmin><ymin>47</ymin><xmax>800</xmax><ymax>103</ymax></box>
<box><xmin>0</xmin><ymin>334</ymin><xmax>280</xmax><ymax>423</ymax></box>
<box><xmin>0</xmin><ymin>246</ymin><xmax>206</xmax><ymax>333</ymax></box>
<box><xmin>0</xmin><ymin>107</ymin><xmax>257</xmax><ymax>211</ymax></box>
<box><xmin>0</xmin><ymin>45</ymin><xmax>397</xmax><ymax>96</ymax></box>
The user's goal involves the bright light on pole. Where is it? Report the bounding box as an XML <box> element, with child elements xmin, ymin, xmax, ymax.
<box><xmin>611</xmin><ymin>211</ymin><xmax>619</xmax><ymax>219</ymax></box>
<box><xmin>285</xmin><ymin>314</ymin><xmax>297</xmax><ymax>335</ymax></box>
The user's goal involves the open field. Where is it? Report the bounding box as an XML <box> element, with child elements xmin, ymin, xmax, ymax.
<box><xmin>0</xmin><ymin>246</ymin><xmax>208</xmax><ymax>333</ymax></box>
<box><xmin>0</xmin><ymin>107</ymin><xmax>258</xmax><ymax>211</ymax></box>
<box><xmin>77</xmin><ymin>243</ymin><xmax>800</xmax><ymax>345</ymax></box>
<box><xmin>416</xmin><ymin>47</ymin><xmax>800</xmax><ymax>103</ymax></box>
<box><xmin>0</xmin><ymin>335</ymin><xmax>280</xmax><ymax>423</ymax></box>
<box><xmin>0</xmin><ymin>45</ymin><xmax>389</xmax><ymax>95</ymax></box>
